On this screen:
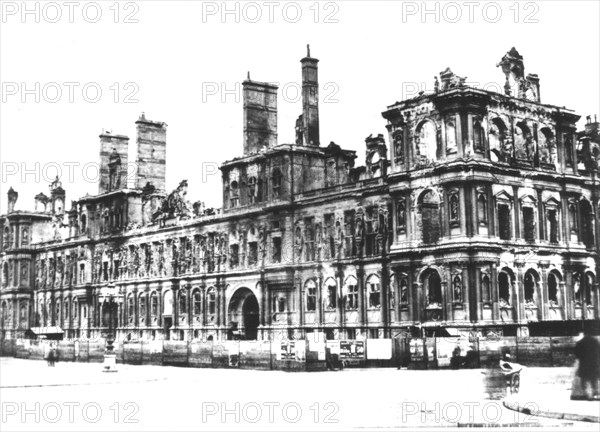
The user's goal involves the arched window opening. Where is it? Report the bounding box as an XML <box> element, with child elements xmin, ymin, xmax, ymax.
<box><xmin>580</xmin><ymin>200</ymin><xmax>594</xmax><ymax>248</ymax></box>
<box><xmin>477</xmin><ymin>194</ymin><xmax>488</xmax><ymax>224</ymax></box>
<box><xmin>473</xmin><ymin>120</ymin><xmax>484</xmax><ymax>152</ymax></box>
<box><xmin>247</xmin><ymin>177</ymin><xmax>257</xmax><ymax>204</ymax></box>
<box><xmin>498</xmin><ymin>204</ymin><xmax>512</xmax><ymax>240</ymax></box>
<box><xmin>230</xmin><ymin>181</ymin><xmax>240</xmax><ymax>208</ymax></box>
<box><xmin>421</xmin><ymin>191</ymin><xmax>440</xmax><ymax>244</ymax></box>
<box><xmin>583</xmin><ymin>273</ymin><xmax>594</xmax><ymax>306</ymax></box>
<box><xmin>415</xmin><ymin>121</ymin><xmax>437</xmax><ymax>163</ymax></box>
<box><xmin>305</xmin><ymin>280</ymin><xmax>317</xmax><ymax>311</ymax></box>
<box><xmin>481</xmin><ymin>274</ymin><xmax>491</xmax><ymax>303</ymax></box>
<box><xmin>150</xmin><ymin>292</ymin><xmax>158</xmax><ymax>316</ymax></box>
<box><xmin>522</xmin><ymin>206</ymin><xmax>536</xmax><ymax>242</ymax></box>
<box><xmin>325</xmin><ymin>279</ymin><xmax>337</xmax><ymax>310</ymax></box>
<box><xmin>367</xmin><ymin>276</ymin><xmax>381</xmax><ymax>309</ymax></box>
<box><xmin>207</xmin><ymin>288</ymin><xmax>216</xmax><ymax>315</ymax></box>
<box><xmin>278</xmin><ymin>297</ymin><xmax>286</xmax><ymax>313</ymax></box>
<box><xmin>127</xmin><ymin>295</ymin><xmax>134</xmax><ymax>318</ymax></box>
<box><xmin>193</xmin><ymin>291</ymin><xmax>202</xmax><ymax>315</ymax></box>
<box><xmin>548</xmin><ymin>273</ymin><xmax>559</xmax><ymax>305</ymax></box>
<box><xmin>424</xmin><ymin>271</ymin><xmax>442</xmax><ymax>306</ymax></box>
<box><xmin>179</xmin><ymin>291</ymin><xmax>187</xmax><ymax>315</ymax></box>
<box><xmin>139</xmin><ymin>295</ymin><xmax>147</xmax><ymax>319</ymax></box>
<box><xmin>547</xmin><ymin>208</ymin><xmax>559</xmax><ymax>243</ymax></box>
<box><xmin>345</xmin><ymin>277</ymin><xmax>358</xmax><ymax>310</ymax></box>
<box><xmin>568</xmin><ymin>204</ymin><xmax>578</xmax><ymax>233</ymax></box>
<box><xmin>524</xmin><ymin>271</ymin><xmax>537</xmax><ymax>306</ymax></box>
<box><xmin>400</xmin><ymin>277</ymin><xmax>409</xmax><ymax>305</ymax></box>
<box><xmin>272</xmin><ymin>169</ymin><xmax>282</xmax><ymax>198</ymax></box>
<box><xmin>499</xmin><ymin>272</ymin><xmax>511</xmax><ymax>306</ymax></box>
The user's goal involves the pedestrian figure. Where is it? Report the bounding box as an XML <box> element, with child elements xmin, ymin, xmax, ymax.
<box><xmin>45</xmin><ymin>343</ymin><xmax>52</xmax><ymax>367</ymax></box>
<box><xmin>574</xmin><ymin>329</ymin><xmax>600</xmax><ymax>401</ymax></box>
<box><xmin>48</xmin><ymin>346</ymin><xmax>56</xmax><ymax>367</ymax></box>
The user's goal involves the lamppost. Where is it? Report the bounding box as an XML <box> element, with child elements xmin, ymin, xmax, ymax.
<box><xmin>99</xmin><ymin>283</ymin><xmax>121</xmax><ymax>372</ymax></box>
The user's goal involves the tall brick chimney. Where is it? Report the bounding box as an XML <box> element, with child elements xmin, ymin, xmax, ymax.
<box><xmin>301</xmin><ymin>44</ymin><xmax>320</xmax><ymax>146</ymax></box>
<box><xmin>242</xmin><ymin>77</ymin><xmax>278</xmax><ymax>155</ymax></box>
<box><xmin>135</xmin><ymin>113</ymin><xmax>167</xmax><ymax>191</ymax></box>
<box><xmin>99</xmin><ymin>132</ymin><xmax>129</xmax><ymax>194</ymax></box>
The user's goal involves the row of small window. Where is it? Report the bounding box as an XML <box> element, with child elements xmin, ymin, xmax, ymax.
<box><xmin>396</xmin><ymin>192</ymin><xmax>596</xmax><ymax>245</ymax></box>
<box><xmin>303</xmin><ymin>276</ymin><xmax>382</xmax><ymax>312</ymax></box>
<box><xmin>125</xmin><ymin>289</ymin><xmax>219</xmax><ymax>318</ymax></box>
<box><xmin>229</xmin><ymin>238</ymin><xmax>282</xmax><ymax>267</ymax></box>
<box><xmin>228</xmin><ymin>169</ymin><xmax>283</xmax><ymax>207</ymax></box>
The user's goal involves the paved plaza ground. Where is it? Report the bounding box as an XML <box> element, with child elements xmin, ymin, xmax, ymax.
<box><xmin>0</xmin><ymin>358</ymin><xmax>598</xmax><ymax>431</ymax></box>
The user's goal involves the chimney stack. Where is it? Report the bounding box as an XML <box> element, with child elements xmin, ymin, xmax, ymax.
<box><xmin>99</xmin><ymin>131</ymin><xmax>129</xmax><ymax>194</ymax></box>
<box><xmin>135</xmin><ymin>113</ymin><xmax>167</xmax><ymax>191</ymax></box>
<box><xmin>242</xmin><ymin>79</ymin><xmax>278</xmax><ymax>155</ymax></box>
<box><xmin>301</xmin><ymin>44</ymin><xmax>320</xmax><ymax>146</ymax></box>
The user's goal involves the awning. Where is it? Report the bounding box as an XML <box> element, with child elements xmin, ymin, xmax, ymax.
<box><xmin>442</xmin><ymin>327</ymin><xmax>461</xmax><ymax>337</ymax></box>
<box><xmin>26</xmin><ymin>326</ymin><xmax>64</xmax><ymax>336</ymax></box>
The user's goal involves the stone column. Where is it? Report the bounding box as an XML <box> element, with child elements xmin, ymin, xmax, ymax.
<box><xmin>316</xmin><ymin>274</ymin><xmax>323</xmax><ymax>328</ymax></box>
<box><xmin>537</xmin><ymin>190</ymin><xmax>545</xmax><ymax>241</ymax></box>
<box><xmin>564</xmin><ymin>269</ymin><xmax>573</xmax><ymax>320</ymax></box>
<box><xmin>441</xmin><ymin>279</ymin><xmax>449</xmax><ymax>323</ymax></box>
<box><xmin>336</xmin><ymin>268</ymin><xmax>344</xmax><ymax>334</ymax></box>
<box><xmin>414</xmin><ymin>281</ymin><xmax>423</xmax><ymax>325</ymax></box>
<box><xmin>515</xmin><ymin>263</ymin><xmax>525</xmax><ymax>323</ymax></box>
<box><xmin>491</xmin><ymin>263</ymin><xmax>499</xmax><ymax>322</ymax></box>
<box><xmin>357</xmin><ymin>268</ymin><xmax>366</xmax><ymax>331</ymax></box>
<box><xmin>512</xmin><ymin>186</ymin><xmax>521</xmax><ymax>239</ymax></box>
<box><xmin>539</xmin><ymin>262</ymin><xmax>550</xmax><ymax>321</ymax></box>
<box><xmin>381</xmin><ymin>267</ymin><xmax>389</xmax><ymax>337</ymax></box>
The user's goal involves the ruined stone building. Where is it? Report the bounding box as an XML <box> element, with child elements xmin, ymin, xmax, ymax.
<box><xmin>1</xmin><ymin>48</ymin><xmax>599</xmax><ymax>342</ymax></box>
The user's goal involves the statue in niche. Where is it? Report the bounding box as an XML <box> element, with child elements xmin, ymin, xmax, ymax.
<box><xmin>258</xmin><ymin>229</ymin><xmax>266</xmax><ymax>261</ymax></box>
<box><xmin>21</xmin><ymin>261</ymin><xmax>28</xmax><ymax>283</ymax></box>
<box><xmin>525</xmin><ymin>136</ymin><xmax>536</xmax><ymax>161</ymax></box>
<box><xmin>501</xmin><ymin>136</ymin><xmax>514</xmax><ymax>162</ymax></box>
<box><xmin>453</xmin><ymin>276</ymin><xmax>462</xmax><ymax>302</ymax></box>
<box><xmin>450</xmin><ymin>195</ymin><xmax>459</xmax><ymax>221</ymax></box>
<box><xmin>393</xmin><ymin>131</ymin><xmax>403</xmax><ymax>162</ymax></box>
<box><xmin>355</xmin><ymin>217</ymin><xmax>364</xmax><ymax>247</ymax></box>
<box><xmin>514</xmin><ymin>127</ymin><xmax>529</xmax><ymax>160</ymax></box>
<box><xmin>295</xmin><ymin>114</ymin><xmax>304</xmax><ymax>145</ymax></box>
<box><xmin>21</xmin><ymin>227</ymin><xmax>29</xmax><ymax>246</ymax></box>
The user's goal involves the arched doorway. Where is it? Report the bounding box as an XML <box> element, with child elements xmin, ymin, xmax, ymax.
<box><xmin>421</xmin><ymin>269</ymin><xmax>443</xmax><ymax>322</ymax></box>
<box><xmin>228</xmin><ymin>288</ymin><xmax>259</xmax><ymax>340</ymax></box>
<box><xmin>420</xmin><ymin>190</ymin><xmax>441</xmax><ymax>244</ymax></box>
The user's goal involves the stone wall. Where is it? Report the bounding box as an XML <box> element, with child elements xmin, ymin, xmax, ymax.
<box><xmin>2</xmin><ymin>336</ymin><xmax>594</xmax><ymax>371</ymax></box>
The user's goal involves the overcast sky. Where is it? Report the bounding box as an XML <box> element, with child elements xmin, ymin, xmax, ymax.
<box><xmin>1</xmin><ymin>0</ymin><xmax>599</xmax><ymax>214</ymax></box>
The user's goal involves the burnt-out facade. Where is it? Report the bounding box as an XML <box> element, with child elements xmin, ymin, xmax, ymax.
<box><xmin>1</xmin><ymin>48</ymin><xmax>599</xmax><ymax>342</ymax></box>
